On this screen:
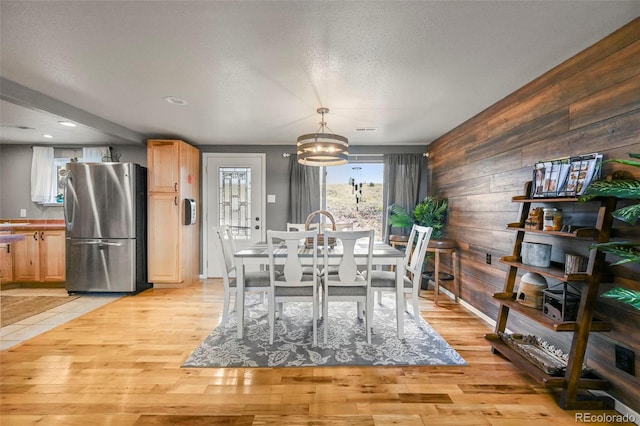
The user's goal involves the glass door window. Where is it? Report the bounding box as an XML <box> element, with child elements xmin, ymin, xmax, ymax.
<box><xmin>218</xmin><ymin>167</ymin><xmax>252</xmax><ymax>240</ymax></box>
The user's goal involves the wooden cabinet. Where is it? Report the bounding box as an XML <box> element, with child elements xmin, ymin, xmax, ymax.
<box><xmin>148</xmin><ymin>193</ymin><xmax>181</xmax><ymax>282</ymax></box>
<box><xmin>148</xmin><ymin>141</ymin><xmax>180</xmax><ymax>193</ymax></box>
<box><xmin>40</xmin><ymin>229</ymin><xmax>66</xmax><ymax>282</ymax></box>
<box><xmin>147</xmin><ymin>139</ymin><xmax>200</xmax><ymax>286</ymax></box>
<box><xmin>485</xmin><ymin>181</ymin><xmax>615</xmax><ymax>410</ymax></box>
<box><xmin>12</xmin><ymin>229</ymin><xmax>66</xmax><ymax>283</ymax></box>
<box><xmin>0</xmin><ymin>231</ymin><xmax>13</xmax><ymax>283</ymax></box>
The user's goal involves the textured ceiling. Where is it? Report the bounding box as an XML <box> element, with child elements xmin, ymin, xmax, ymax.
<box><xmin>1</xmin><ymin>1</ymin><xmax>638</xmax><ymax>147</ymax></box>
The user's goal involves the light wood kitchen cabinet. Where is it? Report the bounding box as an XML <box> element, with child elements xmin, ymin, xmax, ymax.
<box><xmin>147</xmin><ymin>140</ymin><xmax>181</xmax><ymax>193</ymax></box>
<box><xmin>148</xmin><ymin>193</ymin><xmax>181</xmax><ymax>282</ymax></box>
<box><xmin>147</xmin><ymin>139</ymin><xmax>200</xmax><ymax>286</ymax></box>
<box><xmin>0</xmin><ymin>231</ymin><xmax>13</xmax><ymax>283</ymax></box>
<box><xmin>12</xmin><ymin>229</ymin><xmax>66</xmax><ymax>283</ymax></box>
<box><xmin>41</xmin><ymin>229</ymin><xmax>66</xmax><ymax>282</ymax></box>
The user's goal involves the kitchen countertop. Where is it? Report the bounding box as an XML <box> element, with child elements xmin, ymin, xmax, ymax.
<box><xmin>0</xmin><ymin>234</ymin><xmax>26</xmax><ymax>243</ymax></box>
<box><xmin>0</xmin><ymin>220</ymin><xmax>66</xmax><ymax>231</ymax></box>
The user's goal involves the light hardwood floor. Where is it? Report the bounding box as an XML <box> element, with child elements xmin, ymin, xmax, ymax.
<box><xmin>0</xmin><ymin>279</ymin><xmax>630</xmax><ymax>425</ymax></box>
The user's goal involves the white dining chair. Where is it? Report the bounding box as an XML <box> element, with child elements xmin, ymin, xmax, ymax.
<box><xmin>212</xmin><ymin>226</ymin><xmax>272</xmax><ymax>322</ymax></box>
<box><xmin>321</xmin><ymin>229</ymin><xmax>374</xmax><ymax>344</ymax></box>
<box><xmin>267</xmin><ymin>230</ymin><xmax>320</xmax><ymax>346</ymax></box>
<box><xmin>286</xmin><ymin>224</ymin><xmax>320</xmax><ymax>276</ymax></box>
<box><xmin>367</xmin><ymin>224</ymin><xmax>433</xmax><ymax>330</ymax></box>
<box><xmin>286</xmin><ymin>223</ymin><xmax>307</xmax><ymax>231</ymax></box>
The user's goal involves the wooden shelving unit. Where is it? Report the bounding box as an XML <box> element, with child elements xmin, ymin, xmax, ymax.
<box><xmin>492</xmin><ymin>293</ymin><xmax>610</xmax><ymax>332</ymax></box>
<box><xmin>486</xmin><ymin>181</ymin><xmax>617</xmax><ymax>410</ymax></box>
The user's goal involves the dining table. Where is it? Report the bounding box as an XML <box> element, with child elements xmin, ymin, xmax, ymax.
<box><xmin>234</xmin><ymin>240</ymin><xmax>406</xmax><ymax>339</ymax></box>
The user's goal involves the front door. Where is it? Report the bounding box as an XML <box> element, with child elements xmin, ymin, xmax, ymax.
<box><xmin>204</xmin><ymin>153</ymin><xmax>266</xmax><ymax>277</ymax></box>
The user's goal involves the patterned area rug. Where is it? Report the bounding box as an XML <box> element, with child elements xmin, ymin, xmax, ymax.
<box><xmin>1</xmin><ymin>295</ymin><xmax>78</xmax><ymax>327</ymax></box>
<box><xmin>183</xmin><ymin>295</ymin><xmax>467</xmax><ymax>368</ymax></box>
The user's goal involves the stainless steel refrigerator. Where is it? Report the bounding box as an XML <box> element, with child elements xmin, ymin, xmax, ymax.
<box><xmin>64</xmin><ymin>162</ymin><xmax>150</xmax><ymax>293</ymax></box>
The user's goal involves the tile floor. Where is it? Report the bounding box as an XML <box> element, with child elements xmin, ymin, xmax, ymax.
<box><xmin>1</xmin><ymin>288</ymin><xmax>122</xmax><ymax>351</ymax></box>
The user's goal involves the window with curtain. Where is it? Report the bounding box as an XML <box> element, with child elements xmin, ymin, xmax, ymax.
<box><xmin>287</xmin><ymin>155</ymin><xmax>320</xmax><ymax>223</ymax></box>
<box><xmin>30</xmin><ymin>146</ymin><xmax>111</xmax><ymax>204</ymax></box>
<box><xmin>30</xmin><ymin>146</ymin><xmax>55</xmax><ymax>203</ymax></box>
<box><xmin>82</xmin><ymin>146</ymin><xmax>110</xmax><ymax>162</ymax></box>
<box><xmin>382</xmin><ymin>154</ymin><xmax>425</xmax><ymax>242</ymax></box>
<box><xmin>288</xmin><ymin>153</ymin><xmax>425</xmax><ymax>239</ymax></box>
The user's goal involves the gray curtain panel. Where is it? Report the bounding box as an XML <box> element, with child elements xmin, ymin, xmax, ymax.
<box><xmin>288</xmin><ymin>155</ymin><xmax>320</xmax><ymax>223</ymax></box>
<box><xmin>382</xmin><ymin>154</ymin><xmax>425</xmax><ymax>242</ymax></box>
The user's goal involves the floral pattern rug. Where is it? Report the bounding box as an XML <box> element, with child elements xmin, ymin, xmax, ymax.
<box><xmin>182</xmin><ymin>294</ymin><xmax>467</xmax><ymax>368</ymax></box>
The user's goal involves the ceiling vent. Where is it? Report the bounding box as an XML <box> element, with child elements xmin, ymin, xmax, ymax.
<box><xmin>355</xmin><ymin>127</ymin><xmax>378</xmax><ymax>132</ymax></box>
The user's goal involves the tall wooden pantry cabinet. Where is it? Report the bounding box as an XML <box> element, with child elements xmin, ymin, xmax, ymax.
<box><xmin>147</xmin><ymin>139</ymin><xmax>200</xmax><ymax>287</ymax></box>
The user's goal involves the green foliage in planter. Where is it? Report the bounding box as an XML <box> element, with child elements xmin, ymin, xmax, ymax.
<box><xmin>586</xmin><ymin>241</ymin><xmax>640</xmax><ymax>266</ymax></box>
<box><xmin>601</xmin><ymin>287</ymin><xmax>640</xmax><ymax>311</ymax></box>
<box><xmin>580</xmin><ymin>179</ymin><xmax>640</xmax><ymax>224</ymax></box>
<box><xmin>581</xmin><ymin>153</ymin><xmax>640</xmax><ymax>311</ymax></box>
<box><xmin>388</xmin><ymin>196</ymin><xmax>448</xmax><ymax>239</ymax></box>
<box><xmin>580</xmin><ymin>153</ymin><xmax>640</xmax><ymax>267</ymax></box>
<box><xmin>580</xmin><ymin>153</ymin><xmax>640</xmax><ymax>225</ymax></box>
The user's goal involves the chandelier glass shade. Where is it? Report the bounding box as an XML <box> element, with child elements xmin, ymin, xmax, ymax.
<box><xmin>297</xmin><ymin>108</ymin><xmax>349</xmax><ymax>166</ymax></box>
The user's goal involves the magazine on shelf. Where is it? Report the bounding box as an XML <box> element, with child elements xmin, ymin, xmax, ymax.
<box><xmin>562</xmin><ymin>153</ymin><xmax>602</xmax><ymax>197</ymax></box>
<box><xmin>531</xmin><ymin>158</ymin><xmax>571</xmax><ymax>198</ymax></box>
<box><xmin>530</xmin><ymin>153</ymin><xmax>602</xmax><ymax>198</ymax></box>
<box><xmin>532</xmin><ymin>163</ymin><xmax>546</xmax><ymax>197</ymax></box>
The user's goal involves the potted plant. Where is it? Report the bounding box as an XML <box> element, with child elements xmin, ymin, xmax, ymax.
<box><xmin>388</xmin><ymin>196</ymin><xmax>448</xmax><ymax>239</ymax></box>
<box><xmin>580</xmin><ymin>153</ymin><xmax>640</xmax><ymax>310</ymax></box>
<box><xmin>388</xmin><ymin>195</ymin><xmax>449</xmax><ymax>290</ymax></box>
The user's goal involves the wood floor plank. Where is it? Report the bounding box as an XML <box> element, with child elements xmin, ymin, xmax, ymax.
<box><xmin>135</xmin><ymin>415</ymin><xmax>254</xmax><ymax>425</ymax></box>
<box><xmin>0</xmin><ymin>279</ymin><xmax>630</xmax><ymax>424</ymax></box>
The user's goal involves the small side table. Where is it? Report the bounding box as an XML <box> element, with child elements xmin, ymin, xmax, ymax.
<box><xmin>389</xmin><ymin>234</ymin><xmax>409</xmax><ymax>249</ymax></box>
<box><xmin>426</xmin><ymin>239</ymin><xmax>459</xmax><ymax>305</ymax></box>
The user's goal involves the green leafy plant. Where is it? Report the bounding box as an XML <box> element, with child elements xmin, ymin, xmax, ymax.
<box><xmin>580</xmin><ymin>153</ymin><xmax>640</xmax><ymax>266</ymax></box>
<box><xmin>581</xmin><ymin>153</ymin><xmax>640</xmax><ymax>310</ymax></box>
<box><xmin>388</xmin><ymin>196</ymin><xmax>448</xmax><ymax>239</ymax></box>
<box><xmin>601</xmin><ymin>287</ymin><xmax>640</xmax><ymax>311</ymax></box>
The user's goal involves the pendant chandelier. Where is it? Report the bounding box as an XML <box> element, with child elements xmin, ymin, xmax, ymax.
<box><xmin>297</xmin><ymin>107</ymin><xmax>348</xmax><ymax>166</ymax></box>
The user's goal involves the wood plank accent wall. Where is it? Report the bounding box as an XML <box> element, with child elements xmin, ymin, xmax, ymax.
<box><xmin>427</xmin><ymin>17</ymin><xmax>640</xmax><ymax>409</ymax></box>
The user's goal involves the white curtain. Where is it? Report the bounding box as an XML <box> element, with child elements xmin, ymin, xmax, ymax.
<box><xmin>30</xmin><ymin>146</ymin><xmax>55</xmax><ymax>203</ymax></box>
<box><xmin>82</xmin><ymin>146</ymin><xmax>110</xmax><ymax>162</ymax></box>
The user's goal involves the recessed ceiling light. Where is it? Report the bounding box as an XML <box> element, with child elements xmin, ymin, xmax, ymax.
<box><xmin>42</xmin><ymin>134</ymin><xmax>54</xmax><ymax>138</ymax></box>
<box><xmin>58</xmin><ymin>121</ymin><xmax>77</xmax><ymax>127</ymax></box>
<box><xmin>164</xmin><ymin>96</ymin><xmax>188</xmax><ymax>106</ymax></box>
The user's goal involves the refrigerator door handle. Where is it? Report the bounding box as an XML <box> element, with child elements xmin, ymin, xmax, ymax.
<box><xmin>71</xmin><ymin>240</ymin><xmax>123</xmax><ymax>247</ymax></box>
<box><xmin>64</xmin><ymin>172</ymin><xmax>76</xmax><ymax>231</ymax></box>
